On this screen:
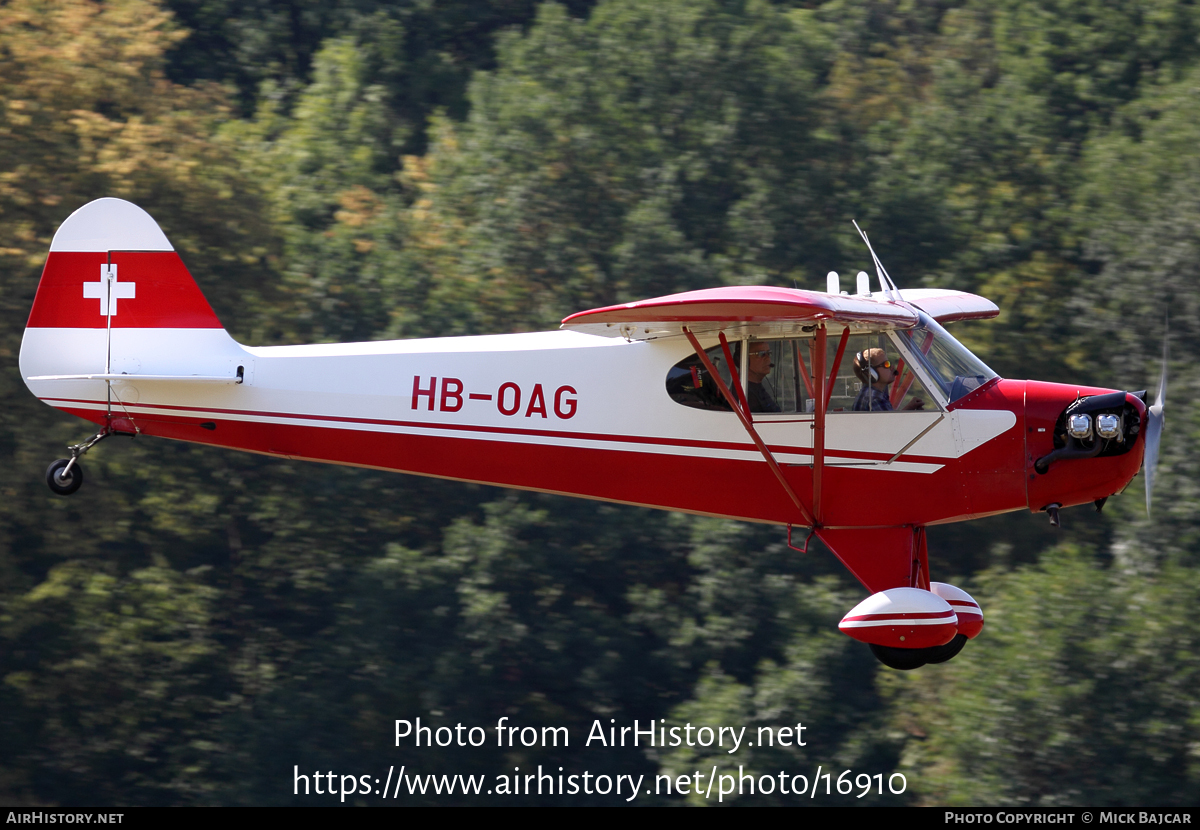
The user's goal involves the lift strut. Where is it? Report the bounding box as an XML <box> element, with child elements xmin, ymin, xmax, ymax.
<box><xmin>683</xmin><ymin>327</ymin><xmax>815</xmax><ymax>528</ymax></box>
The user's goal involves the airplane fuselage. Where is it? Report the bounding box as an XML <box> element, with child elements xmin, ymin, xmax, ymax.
<box><xmin>21</xmin><ymin>325</ymin><xmax>1145</xmax><ymax>532</ymax></box>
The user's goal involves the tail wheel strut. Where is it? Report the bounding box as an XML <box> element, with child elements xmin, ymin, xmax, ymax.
<box><xmin>44</xmin><ymin>424</ymin><xmax>133</xmax><ymax>496</ymax></box>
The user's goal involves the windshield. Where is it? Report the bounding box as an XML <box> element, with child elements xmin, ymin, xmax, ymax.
<box><xmin>895</xmin><ymin>313</ymin><xmax>997</xmax><ymax>404</ymax></box>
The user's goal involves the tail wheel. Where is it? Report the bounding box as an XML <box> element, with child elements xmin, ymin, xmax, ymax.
<box><xmin>46</xmin><ymin>458</ymin><xmax>83</xmax><ymax>496</ymax></box>
<box><xmin>869</xmin><ymin>633</ymin><xmax>969</xmax><ymax>670</ymax></box>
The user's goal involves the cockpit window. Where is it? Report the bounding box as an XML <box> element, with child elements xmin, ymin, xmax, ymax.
<box><xmin>667</xmin><ymin>332</ymin><xmax>934</xmax><ymax>413</ymax></box>
<box><xmin>666</xmin><ymin>342</ymin><xmax>740</xmax><ymax>410</ymax></box>
<box><xmin>748</xmin><ymin>339</ymin><xmax>797</xmax><ymax>413</ymax></box>
<box><xmin>666</xmin><ymin>340</ymin><xmax>805</xmax><ymax>413</ymax></box>
<box><xmin>832</xmin><ymin>333</ymin><xmax>932</xmax><ymax>412</ymax></box>
<box><xmin>896</xmin><ymin>313</ymin><xmax>997</xmax><ymax>403</ymax></box>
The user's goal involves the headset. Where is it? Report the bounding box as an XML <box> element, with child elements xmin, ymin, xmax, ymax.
<box><xmin>855</xmin><ymin>350</ymin><xmax>895</xmax><ymax>383</ymax></box>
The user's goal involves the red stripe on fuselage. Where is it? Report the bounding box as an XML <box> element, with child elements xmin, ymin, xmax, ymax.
<box><xmin>43</xmin><ymin>395</ymin><xmax>951</xmax><ymax>465</ymax></box>
<box><xmin>50</xmin><ymin>399</ymin><xmax>989</xmax><ymax>529</ymax></box>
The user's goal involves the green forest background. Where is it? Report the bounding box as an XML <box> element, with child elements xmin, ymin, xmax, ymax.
<box><xmin>2</xmin><ymin>0</ymin><xmax>1199</xmax><ymax>807</ymax></box>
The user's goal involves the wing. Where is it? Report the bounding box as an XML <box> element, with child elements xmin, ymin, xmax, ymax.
<box><xmin>561</xmin><ymin>286</ymin><xmax>919</xmax><ymax>340</ymax></box>
<box><xmin>896</xmin><ymin>289</ymin><xmax>998</xmax><ymax>324</ymax></box>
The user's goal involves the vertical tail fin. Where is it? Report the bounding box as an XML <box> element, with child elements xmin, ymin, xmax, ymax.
<box><xmin>25</xmin><ymin>197</ymin><xmax>224</xmax><ymax>331</ymax></box>
<box><xmin>21</xmin><ymin>199</ymin><xmax>246</xmax><ymax>425</ymax></box>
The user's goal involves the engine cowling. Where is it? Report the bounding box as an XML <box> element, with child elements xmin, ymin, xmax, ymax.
<box><xmin>838</xmin><ymin>588</ymin><xmax>958</xmax><ymax>649</ymax></box>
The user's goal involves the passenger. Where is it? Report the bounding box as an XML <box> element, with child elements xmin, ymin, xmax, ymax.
<box><xmin>746</xmin><ymin>341</ymin><xmax>781</xmax><ymax>413</ymax></box>
<box><xmin>853</xmin><ymin>348</ymin><xmax>923</xmax><ymax>411</ymax></box>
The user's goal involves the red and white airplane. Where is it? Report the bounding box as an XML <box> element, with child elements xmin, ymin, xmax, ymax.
<box><xmin>20</xmin><ymin>198</ymin><xmax>1165</xmax><ymax>669</ymax></box>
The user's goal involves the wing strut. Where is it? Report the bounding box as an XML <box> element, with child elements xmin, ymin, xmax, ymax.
<box><xmin>813</xmin><ymin>327</ymin><xmax>848</xmax><ymax>524</ymax></box>
<box><xmin>812</xmin><ymin>326</ymin><xmax>826</xmax><ymax>524</ymax></box>
<box><xmin>717</xmin><ymin>332</ymin><xmax>750</xmax><ymax>415</ymax></box>
<box><xmin>683</xmin><ymin>327</ymin><xmax>814</xmax><ymax>527</ymax></box>
<box><xmin>825</xmin><ymin>327</ymin><xmax>850</xmax><ymax>410</ymax></box>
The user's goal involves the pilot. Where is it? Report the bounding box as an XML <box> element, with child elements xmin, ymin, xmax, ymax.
<box><xmin>746</xmin><ymin>340</ymin><xmax>781</xmax><ymax>413</ymax></box>
<box><xmin>853</xmin><ymin>347</ymin><xmax>923</xmax><ymax>411</ymax></box>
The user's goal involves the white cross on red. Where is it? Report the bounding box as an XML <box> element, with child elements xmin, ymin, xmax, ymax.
<box><xmin>83</xmin><ymin>264</ymin><xmax>136</xmax><ymax>316</ymax></box>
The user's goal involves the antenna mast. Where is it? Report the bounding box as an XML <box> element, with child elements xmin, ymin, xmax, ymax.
<box><xmin>852</xmin><ymin>220</ymin><xmax>900</xmax><ymax>300</ymax></box>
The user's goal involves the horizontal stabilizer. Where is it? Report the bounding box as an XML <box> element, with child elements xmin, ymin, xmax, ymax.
<box><xmin>28</xmin><ymin>373</ymin><xmax>241</xmax><ymax>384</ymax></box>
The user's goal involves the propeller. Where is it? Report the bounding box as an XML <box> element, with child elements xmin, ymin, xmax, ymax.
<box><xmin>1144</xmin><ymin>321</ymin><xmax>1168</xmax><ymax>516</ymax></box>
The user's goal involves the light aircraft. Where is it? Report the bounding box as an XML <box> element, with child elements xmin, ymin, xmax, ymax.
<box><xmin>20</xmin><ymin>198</ymin><xmax>1166</xmax><ymax>670</ymax></box>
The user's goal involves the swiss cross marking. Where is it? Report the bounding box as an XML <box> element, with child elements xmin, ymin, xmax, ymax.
<box><xmin>83</xmin><ymin>264</ymin><xmax>135</xmax><ymax>316</ymax></box>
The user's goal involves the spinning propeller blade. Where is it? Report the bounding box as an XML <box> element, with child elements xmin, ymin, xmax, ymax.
<box><xmin>1144</xmin><ymin>321</ymin><xmax>1168</xmax><ymax>516</ymax></box>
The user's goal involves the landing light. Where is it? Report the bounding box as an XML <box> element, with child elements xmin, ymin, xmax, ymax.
<box><xmin>1096</xmin><ymin>413</ymin><xmax>1122</xmax><ymax>440</ymax></box>
<box><xmin>1066</xmin><ymin>413</ymin><xmax>1092</xmax><ymax>440</ymax></box>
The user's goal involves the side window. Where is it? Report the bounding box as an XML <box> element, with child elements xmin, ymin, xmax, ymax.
<box><xmin>829</xmin><ymin>333</ymin><xmax>932</xmax><ymax>413</ymax></box>
<box><xmin>748</xmin><ymin>339</ymin><xmax>800</xmax><ymax>414</ymax></box>
<box><xmin>666</xmin><ymin>332</ymin><xmax>935</xmax><ymax>414</ymax></box>
<box><xmin>666</xmin><ymin>343</ymin><xmax>738</xmax><ymax>410</ymax></box>
<box><xmin>666</xmin><ymin>339</ymin><xmax>807</xmax><ymax>414</ymax></box>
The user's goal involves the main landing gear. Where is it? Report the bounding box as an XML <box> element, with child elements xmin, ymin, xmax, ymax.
<box><xmin>45</xmin><ymin>424</ymin><xmax>135</xmax><ymax>496</ymax></box>
<box><xmin>869</xmin><ymin>634</ymin><xmax>968</xmax><ymax>671</ymax></box>
<box><xmin>839</xmin><ymin>584</ymin><xmax>984</xmax><ymax>671</ymax></box>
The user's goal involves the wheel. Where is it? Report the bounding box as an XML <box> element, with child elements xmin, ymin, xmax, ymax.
<box><xmin>869</xmin><ymin>643</ymin><xmax>928</xmax><ymax>671</ymax></box>
<box><xmin>868</xmin><ymin>633</ymin><xmax>969</xmax><ymax>670</ymax></box>
<box><xmin>923</xmin><ymin>633</ymin><xmax>968</xmax><ymax>665</ymax></box>
<box><xmin>46</xmin><ymin>458</ymin><xmax>83</xmax><ymax>496</ymax></box>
